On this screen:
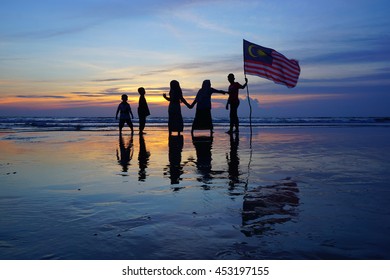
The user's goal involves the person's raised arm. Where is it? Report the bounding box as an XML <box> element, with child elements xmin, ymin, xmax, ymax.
<box><xmin>241</xmin><ymin>78</ymin><xmax>248</xmax><ymax>89</ymax></box>
<box><xmin>163</xmin><ymin>93</ymin><xmax>170</xmax><ymax>101</ymax></box>
<box><xmin>211</xmin><ymin>87</ymin><xmax>228</xmax><ymax>95</ymax></box>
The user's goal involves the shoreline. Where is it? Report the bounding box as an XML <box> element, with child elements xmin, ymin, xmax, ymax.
<box><xmin>1</xmin><ymin>116</ymin><xmax>390</xmax><ymax>134</ymax></box>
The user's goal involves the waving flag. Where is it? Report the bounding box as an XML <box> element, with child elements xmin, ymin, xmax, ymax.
<box><xmin>243</xmin><ymin>39</ymin><xmax>300</xmax><ymax>88</ymax></box>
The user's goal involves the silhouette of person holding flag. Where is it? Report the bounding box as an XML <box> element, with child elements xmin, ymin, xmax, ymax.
<box><xmin>226</xmin><ymin>73</ymin><xmax>247</xmax><ymax>134</ymax></box>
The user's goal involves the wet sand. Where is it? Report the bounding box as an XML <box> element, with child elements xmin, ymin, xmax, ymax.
<box><xmin>1</xmin><ymin>126</ymin><xmax>390</xmax><ymax>259</ymax></box>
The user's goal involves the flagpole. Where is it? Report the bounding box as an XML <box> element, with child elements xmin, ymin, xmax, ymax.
<box><xmin>244</xmin><ymin>70</ymin><xmax>253</xmax><ymax>138</ymax></box>
<box><xmin>244</xmin><ymin>70</ymin><xmax>253</xmax><ymax>193</ymax></box>
<box><xmin>243</xmin><ymin>39</ymin><xmax>253</xmax><ymax>192</ymax></box>
<box><xmin>243</xmin><ymin>39</ymin><xmax>253</xmax><ymax>148</ymax></box>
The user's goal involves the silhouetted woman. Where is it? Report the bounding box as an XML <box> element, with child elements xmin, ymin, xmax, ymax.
<box><xmin>189</xmin><ymin>80</ymin><xmax>226</xmax><ymax>136</ymax></box>
<box><xmin>166</xmin><ymin>135</ymin><xmax>184</xmax><ymax>185</ymax></box>
<box><xmin>163</xmin><ymin>80</ymin><xmax>191</xmax><ymax>135</ymax></box>
<box><xmin>192</xmin><ymin>136</ymin><xmax>213</xmax><ymax>184</ymax></box>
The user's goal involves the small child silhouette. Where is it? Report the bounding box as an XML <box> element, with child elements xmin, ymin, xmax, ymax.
<box><xmin>116</xmin><ymin>94</ymin><xmax>134</xmax><ymax>134</ymax></box>
<box><xmin>137</xmin><ymin>87</ymin><xmax>150</xmax><ymax>134</ymax></box>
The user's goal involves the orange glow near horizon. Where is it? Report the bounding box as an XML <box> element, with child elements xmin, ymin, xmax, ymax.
<box><xmin>0</xmin><ymin>87</ymin><xmax>198</xmax><ymax>111</ymax></box>
<box><xmin>0</xmin><ymin>92</ymin><xmax>342</xmax><ymax>112</ymax></box>
<box><xmin>0</xmin><ymin>72</ymin><xmax>344</xmax><ymax>116</ymax></box>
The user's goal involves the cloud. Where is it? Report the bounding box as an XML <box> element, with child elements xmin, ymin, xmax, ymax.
<box><xmin>2</xmin><ymin>0</ymin><xmax>231</xmax><ymax>41</ymax></box>
<box><xmin>16</xmin><ymin>95</ymin><xmax>68</xmax><ymax>99</ymax></box>
<box><xmin>91</xmin><ymin>78</ymin><xmax>132</xmax><ymax>82</ymax></box>
<box><xmin>2</xmin><ymin>19</ymin><xmax>102</xmax><ymax>41</ymax></box>
<box><xmin>139</xmin><ymin>56</ymin><xmax>240</xmax><ymax>80</ymax></box>
<box><xmin>302</xmin><ymin>70</ymin><xmax>390</xmax><ymax>86</ymax></box>
<box><xmin>143</xmin><ymin>86</ymin><xmax>171</xmax><ymax>92</ymax></box>
<box><xmin>303</xmin><ymin>49</ymin><xmax>390</xmax><ymax>65</ymax></box>
<box><xmin>173</xmin><ymin>10</ymin><xmax>240</xmax><ymax>36</ymax></box>
<box><xmin>84</xmin><ymin>0</ymin><xmax>226</xmax><ymax>19</ymax></box>
<box><xmin>140</xmin><ymin>69</ymin><xmax>174</xmax><ymax>76</ymax></box>
<box><xmin>70</xmin><ymin>92</ymin><xmax>103</xmax><ymax>98</ymax></box>
<box><xmin>71</xmin><ymin>91</ymin><xmax>90</xmax><ymax>95</ymax></box>
<box><xmin>71</xmin><ymin>87</ymin><xmax>134</xmax><ymax>98</ymax></box>
<box><xmin>300</xmin><ymin>32</ymin><xmax>390</xmax><ymax>66</ymax></box>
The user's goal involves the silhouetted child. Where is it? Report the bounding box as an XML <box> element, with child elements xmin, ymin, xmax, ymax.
<box><xmin>116</xmin><ymin>94</ymin><xmax>134</xmax><ymax>134</ymax></box>
<box><xmin>117</xmin><ymin>134</ymin><xmax>134</xmax><ymax>173</ymax></box>
<box><xmin>138</xmin><ymin>133</ymin><xmax>150</xmax><ymax>182</ymax></box>
<box><xmin>226</xmin><ymin>73</ymin><xmax>247</xmax><ymax>134</ymax></box>
<box><xmin>137</xmin><ymin>87</ymin><xmax>150</xmax><ymax>134</ymax></box>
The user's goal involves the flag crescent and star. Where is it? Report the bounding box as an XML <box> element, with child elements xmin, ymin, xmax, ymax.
<box><xmin>243</xmin><ymin>39</ymin><xmax>300</xmax><ymax>88</ymax></box>
<box><xmin>248</xmin><ymin>45</ymin><xmax>268</xmax><ymax>59</ymax></box>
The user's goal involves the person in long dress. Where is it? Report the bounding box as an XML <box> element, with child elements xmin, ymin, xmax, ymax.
<box><xmin>163</xmin><ymin>80</ymin><xmax>191</xmax><ymax>135</ymax></box>
<box><xmin>189</xmin><ymin>80</ymin><xmax>226</xmax><ymax>136</ymax></box>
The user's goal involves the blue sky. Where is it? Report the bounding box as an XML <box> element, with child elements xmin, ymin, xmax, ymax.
<box><xmin>1</xmin><ymin>0</ymin><xmax>389</xmax><ymax>117</ymax></box>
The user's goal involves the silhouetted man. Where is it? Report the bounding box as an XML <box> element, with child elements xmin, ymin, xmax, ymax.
<box><xmin>226</xmin><ymin>73</ymin><xmax>247</xmax><ymax>134</ymax></box>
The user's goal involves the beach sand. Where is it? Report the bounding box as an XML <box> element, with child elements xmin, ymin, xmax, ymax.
<box><xmin>1</xmin><ymin>126</ymin><xmax>390</xmax><ymax>259</ymax></box>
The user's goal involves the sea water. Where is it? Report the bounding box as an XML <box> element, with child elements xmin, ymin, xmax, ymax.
<box><xmin>0</xmin><ymin>117</ymin><xmax>390</xmax><ymax>259</ymax></box>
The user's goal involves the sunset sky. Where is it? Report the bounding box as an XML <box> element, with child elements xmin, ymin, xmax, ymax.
<box><xmin>1</xmin><ymin>0</ymin><xmax>389</xmax><ymax>117</ymax></box>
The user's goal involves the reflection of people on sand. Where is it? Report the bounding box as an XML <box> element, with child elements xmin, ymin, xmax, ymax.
<box><xmin>116</xmin><ymin>94</ymin><xmax>134</xmax><ymax>135</ymax></box>
<box><xmin>137</xmin><ymin>87</ymin><xmax>150</xmax><ymax>135</ymax></box>
<box><xmin>226</xmin><ymin>73</ymin><xmax>247</xmax><ymax>134</ymax></box>
<box><xmin>226</xmin><ymin>132</ymin><xmax>240</xmax><ymax>189</ymax></box>
<box><xmin>241</xmin><ymin>178</ymin><xmax>300</xmax><ymax>237</ymax></box>
<box><xmin>163</xmin><ymin>80</ymin><xmax>191</xmax><ymax>135</ymax></box>
<box><xmin>116</xmin><ymin>134</ymin><xmax>134</xmax><ymax>173</ymax></box>
<box><xmin>164</xmin><ymin>135</ymin><xmax>184</xmax><ymax>185</ymax></box>
<box><xmin>192</xmin><ymin>136</ymin><xmax>213</xmax><ymax>184</ymax></box>
<box><xmin>189</xmin><ymin>80</ymin><xmax>227</xmax><ymax>136</ymax></box>
<box><xmin>138</xmin><ymin>134</ymin><xmax>150</xmax><ymax>182</ymax></box>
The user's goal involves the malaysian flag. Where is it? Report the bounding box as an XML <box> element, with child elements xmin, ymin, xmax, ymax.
<box><xmin>243</xmin><ymin>39</ymin><xmax>300</xmax><ymax>88</ymax></box>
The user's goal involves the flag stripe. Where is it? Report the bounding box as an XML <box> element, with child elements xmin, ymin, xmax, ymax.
<box><xmin>245</xmin><ymin>60</ymin><xmax>299</xmax><ymax>82</ymax></box>
<box><xmin>244</xmin><ymin>66</ymin><xmax>297</xmax><ymax>88</ymax></box>
<box><xmin>272</xmin><ymin>51</ymin><xmax>300</xmax><ymax>72</ymax></box>
<box><xmin>272</xmin><ymin>58</ymin><xmax>300</xmax><ymax>76</ymax></box>
<box><xmin>244</xmin><ymin>65</ymin><xmax>294</xmax><ymax>86</ymax></box>
<box><xmin>244</xmin><ymin>60</ymin><xmax>299</xmax><ymax>88</ymax></box>
<box><xmin>243</xmin><ymin>40</ymin><xmax>300</xmax><ymax>88</ymax></box>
